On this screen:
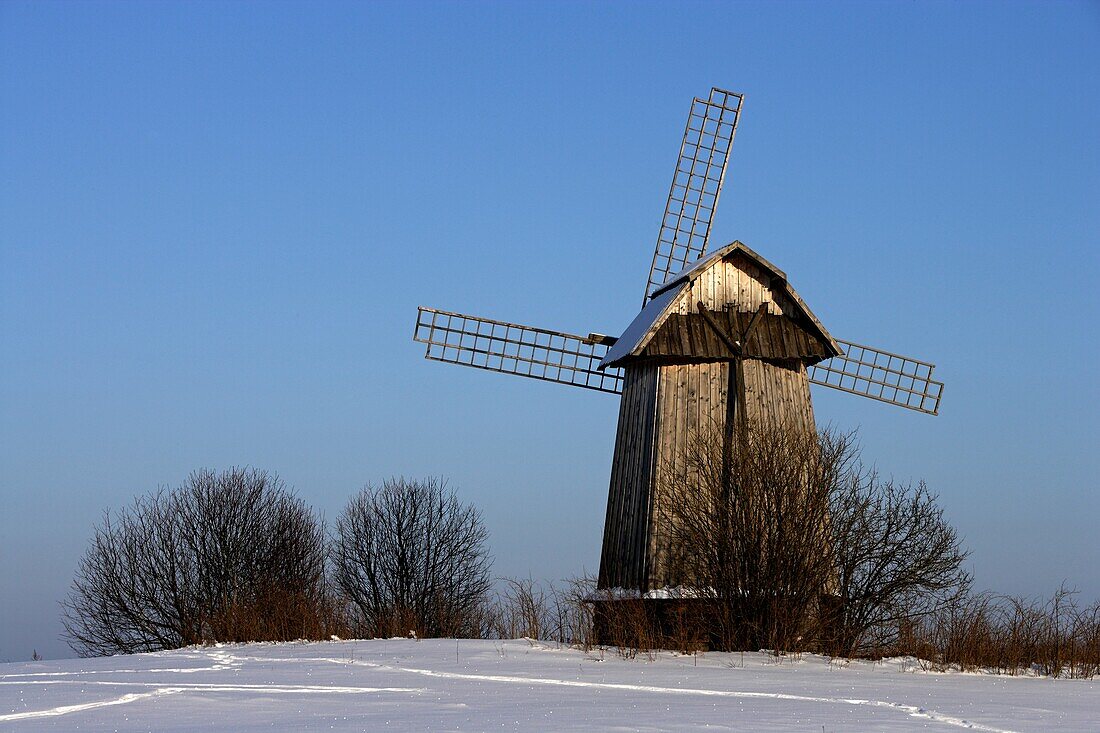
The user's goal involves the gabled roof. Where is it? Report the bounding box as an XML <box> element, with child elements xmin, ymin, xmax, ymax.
<box><xmin>600</xmin><ymin>241</ymin><xmax>841</xmax><ymax>369</ymax></box>
<box><xmin>649</xmin><ymin>240</ymin><xmax>786</xmax><ymax>299</ymax></box>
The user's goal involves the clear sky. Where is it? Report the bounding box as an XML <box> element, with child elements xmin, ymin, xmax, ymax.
<box><xmin>2</xmin><ymin>0</ymin><xmax>1098</xmax><ymax>661</ymax></box>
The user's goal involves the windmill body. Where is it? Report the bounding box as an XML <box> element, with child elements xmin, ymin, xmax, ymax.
<box><xmin>413</xmin><ymin>88</ymin><xmax>944</xmax><ymax>597</ymax></box>
<box><xmin>597</xmin><ymin>242</ymin><xmax>841</xmax><ymax>592</ymax></box>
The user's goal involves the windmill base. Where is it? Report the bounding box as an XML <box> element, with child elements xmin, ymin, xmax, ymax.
<box><xmin>590</xmin><ymin>596</ymin><xmax>845</xmax><ymax>653</ymax></box>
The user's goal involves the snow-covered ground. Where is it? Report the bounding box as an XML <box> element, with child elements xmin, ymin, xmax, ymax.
<box><xmin>2</xmin><ymin>639</ymin><xmax>1097</xmax><ymax>731</ymax></box>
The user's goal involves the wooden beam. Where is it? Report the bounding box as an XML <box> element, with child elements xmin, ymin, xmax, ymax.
<box><xmin>696</xmin><ymin>302</ymin><xmax>742</xmax><ymax>356</ymax></box>
<box><xmin>586</xmin><ymin>333</ymin><xmax>618</xmax><ymax>346</ymax></box>
<box><xmin>740</xmin><ymin>302</ymin><xmax>769</xmax><ymax>343</ymax></box>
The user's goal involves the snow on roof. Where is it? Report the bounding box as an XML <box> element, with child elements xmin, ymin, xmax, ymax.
<box><xmin>598</xmin><ymin>284</ymin><xmax>684</xmax><ymax>369</ymax></box>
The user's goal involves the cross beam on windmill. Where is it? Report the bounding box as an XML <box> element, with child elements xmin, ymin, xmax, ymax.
<box><xmin>412</xmin><ymin>88</ymin><xmax>944</xmax><ymax>595</ymax></box>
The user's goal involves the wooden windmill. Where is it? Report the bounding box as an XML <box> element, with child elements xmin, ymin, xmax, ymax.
<box><xmin>412</xmin><ymin>88</ymin><xmax>943</xmax><ymax>595</ymax></box>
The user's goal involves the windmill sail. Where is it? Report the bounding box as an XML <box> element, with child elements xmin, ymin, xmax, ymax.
<box><xmin>413</xmin><ymin>307</ymin><xmax>624</xmax><ymax>394</ymax></box>
<box><xmin>643</xmin><ymin>88</ymin><xmax>743</xmax><ymax>303</ymax></box>
<box><xmin>808</xmin><ymin>339</ymin><xmax>943</xmax><ymax>415</ymax></box>
<box><xmin>415</xmin><ymin>307</ymin><xmax>941</xmax><ymax>413</ymax></box>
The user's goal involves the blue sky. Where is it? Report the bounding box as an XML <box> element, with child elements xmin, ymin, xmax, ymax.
<box><xmin>2</xmin><ymin>0</ymin><xmax>1098</xmax><ymax>660</ymax></box>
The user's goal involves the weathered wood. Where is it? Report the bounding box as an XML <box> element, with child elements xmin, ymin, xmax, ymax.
<box><xmin>740</xmin><ymin>302</ymin><xmax>769</xmax><ymax>342</ymax></box>
<box><xmin>696</xmin><ymin>302</ymin><xmax>742</xmax><ymax>355</ymax></box>
<box><xmin>598</xmin><ymin>247</ymin><xmax>823</xmax><ymax>593</ymax></box>
<box><xmin>640</xmin><ymin>311</ymin><xmax>833</xmax><ymax>363</ymax></box>
<box><xmin>604</xmin><ymin>242</ymin><xmax>843</xmax><ymax>369</ymax></box>
<box><xmin>598</xmin><ymin>363</ymin><xmax>659</xmax><ymax>589</ymax></box>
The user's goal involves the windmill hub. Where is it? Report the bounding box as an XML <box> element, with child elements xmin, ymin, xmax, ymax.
<box><xmin>413</xmin><ymin>88</ymin><xmax>943</xmax><ymax>597</ymax></box>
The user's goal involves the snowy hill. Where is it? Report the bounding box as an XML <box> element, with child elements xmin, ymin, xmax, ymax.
<box><xmin>2</xmin><ymin>639</ymin><xmax>1097</xmax><ymax>731</ymax></box>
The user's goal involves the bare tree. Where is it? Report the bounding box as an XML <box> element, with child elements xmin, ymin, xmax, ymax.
<box><xmin>333</xmin><ymin>477</ymin><xmax>492</xmax><ymax>639</ymax></box>
<box><xmin>661</xmin><ymin>422</ymin><xmax>841</xmax><ymax>651</ymax></box>
<box><xmin>62</xmin><ymin>468</ymin><xmax>329</xmax><ymax>657</ymax></box>
<box><xmin>825</xmin><ymin>472</ymin><xmax>971</xmax><ymax>656</ymax></box>
<box><xmin>662</xmin><ymin>422</ymin><xmax>969</xmax><ymax>654</ymax></box>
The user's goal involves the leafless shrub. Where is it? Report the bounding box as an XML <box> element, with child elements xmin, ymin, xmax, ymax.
<box><xmin>665</xmin><ymin>601</ymin><xmax>707</xmax><ymax>654</ymax></box>
<box><xmin>557</xmin><ymin>575</ymin><xmax>599</xmax><ymax>650</ymax></box>
<box><xmin>825</xmin><ymin>473</ymin><xmax>971</xmax><ymax>657</ymax></box>
<box><xmin>660</xmin><ymin>422</ymin><xmax>843</xmax><ymax>651</ymax></box>
<box><xmin>62</xmin><ymin>468</ymin><xmax>331</xmax><ymax>657</ymax></box>
<box><xmin>484</xmin><ymin>575</ymin><xmax>671</xmax><ymax>657</ymax></box>
<box><xmin>588</xmin><ymin>589</ymin><xmax>658</xmax><ymax>660</ymax></box>
<box><xmin>486</xmin><ymin>576</ymin><xmax>600</xmax><ymax>649</ymax></box>
<box><xmin>333</xmin><ymin>477</ymin><xmax>492</xmax><ymax>639</ymax></box>
<box><xmin>660</xmin><ymin>421</ymin><xmax>969</xmax><ymax>655</ymax></box>
<box><xmin>490</xmin><ymin>578</ymin><xmax>557</xmax><ymax>642</ymax></box>
<box><xmin>900</xmin><ymin>586</ymin><xmax>1100</xmax><ymax>678</ymax></box>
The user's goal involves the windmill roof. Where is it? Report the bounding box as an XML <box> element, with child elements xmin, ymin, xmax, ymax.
<box><xmin>599</xmin><ymin>285</ymin><xmax>683</xmax><ymax>368</ymax></box>
<box><xmin>599</xmin><ymin>241</ymin><xmax>841</xmax><ymax>369</ymax></box>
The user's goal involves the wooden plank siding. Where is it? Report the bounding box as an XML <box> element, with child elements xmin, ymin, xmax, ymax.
<box><xmin>646</xmin><ymin>361</ymin><xmax>729</xmax><ymax>589</ymax></box>
<box><xmin>665</xmin><ymin>251</ymin><xmax>793</xmax><ymax>318</ymax></box>
<box><xmin>644</xmin><ymin>312</ymin><xmax>832</xmax><ymax>363</ymax></box>
<box><xmin>597</xmin><ymin>363</ymin><xmax>659</xmax><ymax>590</ymax></box>
<box><xmin>741</xmin><ymin>359</ymin><xmax>817</xmax><ymax>436</ymax></box>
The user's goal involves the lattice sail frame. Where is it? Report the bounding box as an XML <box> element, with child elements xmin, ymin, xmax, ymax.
<box><xmin>415</xmin><ymin>308</ymin><xmax>941</xmax><ymax>414</ymax></box>
<box><xmin>644</xmin><ymin>88</ymin><xmax>743</xmax><ymax>303</ymax></box>
<box><xmin>413</xmin><ymin>307</ymin><xmax>623</xmax><ymax>394</ymax></box>
<box><xmin>807</xmin><ymin>339</ymin><xmax>943</xmax><ymax>415</ymax></box>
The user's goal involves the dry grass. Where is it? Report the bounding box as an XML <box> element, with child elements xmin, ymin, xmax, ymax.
<box><xmin>486</xmin><ymin>577</ymin><xmax>599</xmax><ymax>650</ymax></box>
<box><xmin>890</xmin><ymin>587</ymin><xmax>1100</xmax><ymax>678</ymax></box>
<box><xmin>486</xmin><ymin>579</ymin><xmax>1100</xmax><ymax>679</ymax></box>
<box><xmin>206</xmin><ymin>587</ymin><xmax>350</xmax><ymax>644</ymax></box>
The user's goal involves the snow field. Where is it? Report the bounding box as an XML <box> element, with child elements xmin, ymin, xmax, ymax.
<box><xmin>1</xmin><ymin>639</ymin><xmax>1098</xmax><ymax>731</ymax></box>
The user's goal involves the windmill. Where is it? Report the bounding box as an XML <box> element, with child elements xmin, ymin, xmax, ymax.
<box><xmin>412</xmin><ymin>88</ymin><xmax>943</xmax><ymax>595</ymax></box>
